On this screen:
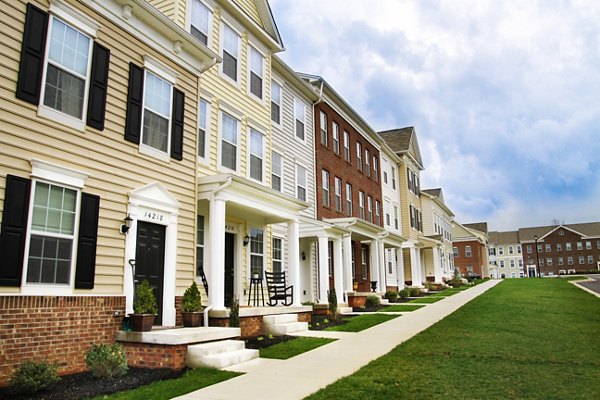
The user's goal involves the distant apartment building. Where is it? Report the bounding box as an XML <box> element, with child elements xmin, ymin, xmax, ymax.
<box><xmin>453</xmin><ymin>222</ymin><xmax>489</xmax><ymax>278</ymax></box>
<box><xmin>488</xmin><ymin>231</ymin><xmax>522</xmax><ymax>278</ymax></box>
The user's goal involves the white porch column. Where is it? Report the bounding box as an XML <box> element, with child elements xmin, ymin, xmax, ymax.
<box><xmin>342</xmin><ymin>234</ymin><xmax>353</xmax><ymax>293</ymax></box>
<box><xmin>287</xmin><ymin>219</ymin><xmax>301</xmax><ymax>306</ymax></box>
<box><xmin>317</xmin><ymin>235</ymin><xmax>329</xmax><ymax>304</ymax></box>
<box><xmin>208</xmin><ymin>196</ymin><xmax>226</xmax><ymax>310</ymax></box>
<box><xmin>333</xmin><ymin>238</ymin><xmax>344</xmax><ymax>304</ymax></box>
<box><xmin>433</xmin><ymin>247</ymin><xmax>443</xmax><ymax>283</ymax></box>
<box><xmin>410</xmin><ymin>246</ymin><xmax>423</xmax><ymax>287</ymax></box>
<box><xmin>369</xmin><ymin>240</ymin><xmax>380</xmax><ymax>291</ymax></box>
<box><xmin>378</xmin><ymin>241</ymin><xmax>386</xmax><ymax>292</ymax></box>
<box><xmin>395</xmin><ymin>247</ymin><xmax>405</xmax><ymax>289</ymax></box>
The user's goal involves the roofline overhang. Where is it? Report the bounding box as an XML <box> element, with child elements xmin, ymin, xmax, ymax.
<box><xmin>221</xmin><ymin>0</ymin><xmax>284</xmax><ymax>52</ymax></box>
<box><xmin>272</xmin><ymin>56</ymin><xmax>319</xmax><ymax>101</ymax></box>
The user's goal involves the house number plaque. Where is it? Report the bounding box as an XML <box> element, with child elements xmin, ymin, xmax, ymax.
<box><xmin>141</xmin><ymin>209</ymin><xmax>166</xmax><ymax>223</ymax></box>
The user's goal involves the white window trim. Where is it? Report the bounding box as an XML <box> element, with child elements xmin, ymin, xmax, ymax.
<box><xmin>270</xmin><ymin>79</ymin><xmax>283</xmax><ymax>126</ymax></box>
<box><xmin>248</xmin><ymin>227</ymin><xmax>265</xmax><ymax>280</ymax></box>
<box><xmin>343</xmin><ymin>131</ymin><xmax>350</xmax><ymax>161</ymax></box>
<box><xmin>217</xmin><ymin>110</ymin><xmax>241</xmax><ymax>173</ymax></box>
<box><xmin>197</xmin><ymin>97</ymin><xmax>211</xmax><ymax>163</ymax></box>
<box><xmin>247</xmin><ymin>45</ymin><xmax>265</xmax><ymax>102</ymax></box>
<box><xmin>345</xmin><ymin>183</ymin><xmax>352</xmax><ymax>216</ymax></box>
<box><xmin>139</xmin><ymin>69</ymin><xmax>173</xmax><ymax>162</ymax></box>
<box><xmin>320</xmin><ymin>111</ymin><xmax>328</xmax><ymax>146</ymax></box>
<box><xmin>322</xmin><ymin>169</ymin><xmax>330</xmax><ymax>207</ymax></box>
<box><xmin>294</xmin><ymin>98</ymin><xmax>307</xmax><ymax>142</ymax></box>
<box><xmin>247</xmin><ymin>127</ymin><xmax>265</xmax><ymax>183</ymax></box>
<box><xmin>144</xmin><ymin>56</ymin><xmax>178</xmax><ymax>85</ymax></box>
<box><xmin>196</xmin><ymin>215</ymin><xmax>206</xmax><ymax>278</ymax></box>
<box><xmin>296</xmin><ymin>163</ymin><xmax>308</xmax><ymax>201</ymax></box>
<box><xmin>332</xmin><ymin>122</ymin><xmax>340</xmax><ymax>155</ymax></box>
<box><xmin>334</xmin><ymin>177</ymin><xmax>342</xmax><ymax>212</ymax></box>
<box><xmin>187</xmin><ymin>0</ymin><xmax>214</xmax><ymax>47</ymax></box>
<box><xmin>272</xmin><ymin>236</ymin><xmax>284</xmax><ymax>272</ymax></box>
<box><xmin>220</xmin><ymin>22</ymin><xmax>241</xmax><ymax>86</ymax></box>
<box><xmin>50</xmin><ymin>0</ymin><xmax>99</xmax><ymax>38</ymax></box>
<box><xmin>271</xmin><ymin>150</ymin><xmax>284</xmax><ymax>192</ymax></box>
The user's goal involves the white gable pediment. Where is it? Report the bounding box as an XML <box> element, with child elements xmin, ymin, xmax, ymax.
<box><xmin>129</xmin><ymin>182</ymin><xmax>180</xmax><ymax>213</ymax></box>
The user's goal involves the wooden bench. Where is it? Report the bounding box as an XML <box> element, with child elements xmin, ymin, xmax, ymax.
<box><xmin>264</xmin><ymin>271</ymin><xmax>293</xmax><ymax>306</ymax></box>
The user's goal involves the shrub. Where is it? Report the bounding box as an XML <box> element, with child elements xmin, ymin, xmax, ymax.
<box><xmin>229</xmin><ymin>297</ymin><xmax>240</xmax><ymax>327</ymax></box>
<box><xmin>134</xmin><ymin>279</ymin><xmax>158</xmax><ymax>314</ymax></box>
<box><xmin>9</xmin><ymin>360</ymin><xmax>60</xmax><ymax>395</ymax></box>
<box><xmin>85</xmin><ymin>343</ymin><xmax>128</xmax><ymax>379</ymax></box>
<box><xmin>398</xmin><ymin>289</ymin><xmax>410</xmax><ymax>299</ymax></box>
<box><xmin>384</xmin><ymin>290</ymin><xmax>398</xmax><ymax>301</ymax></box>
<box><xmin>327</xmin><ymin>288</ymin><xmax>338</xmax><ymax>316</ymax></box>
<box><xmin>182</xmin><ymin>281</ymin><xmax>202</xmax><ymax>312</ymax></box>
<box><xmin>409</xmin><ymin>287</ymin><xmax>421</xmax><ymax>297</ymax></box>
<box><xmin>365</xmin><ymin>295</ymin><xmax>381</xmax><ymax>308</ymax></box>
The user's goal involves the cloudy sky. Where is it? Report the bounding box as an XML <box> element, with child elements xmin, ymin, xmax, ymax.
<box><xmin>269</xmin><ymin>0</ymin><xmax>600</xmax><ymax>231</ymax></box>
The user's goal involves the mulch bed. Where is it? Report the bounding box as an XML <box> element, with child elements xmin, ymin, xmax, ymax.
<box><xmin>244</xmin><ymin>334</ymin><xmax>298</xmax><ymax>350</ymax></box>
<box><xmin>0</xmin><ymin>367</ymin><xmax>184</xmax><ymax>400</ymax></box>
<box><xmin>309</xmin><ymin>314</ymin><xmax>355</xmax><ymax>330</ymax></box>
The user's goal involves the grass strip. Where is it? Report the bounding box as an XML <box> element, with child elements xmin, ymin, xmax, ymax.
<box><xmin>325</xmin><ymin>313</ymin><xmax>400</xmax><ymax>332</ymax></box>
<box><xmin>307</xmin><ymin>279</ymin><xmax>600</xmax><ymax>399</ymax></box>
<box><xmin>407</xmin><ymin>296</ymin><xmax>444</xmax><ymax>304</ymax></box>
<box><xmin>378</xmin><ymin>304</ymin><xmax>424</xmax><ymax>312</ymax></box>
<box><xmin>259</xmin><ymin>337</ymin><xmax>336</xmax><ymax>359</ymax></box>
<box><xmin>92</xmin><ymin>367</ymin><xmax>241</xmax><ymax>400</ymax></box>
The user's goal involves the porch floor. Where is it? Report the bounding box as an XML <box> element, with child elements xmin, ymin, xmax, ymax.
<box><xmin>116</xmin><ymin>326</ymin><xmax>241</xmax><ymax>345</ymax></box>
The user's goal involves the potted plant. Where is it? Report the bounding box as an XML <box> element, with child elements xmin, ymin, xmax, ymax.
<box><xmin>130</xmin><ymin>279</ymin><xmax>157</xmax><ymax>332</ymax></box>
<box><xmin>181</xmin><ymin>281</ymin><xmax>202</xmax><ymax>327</ymax></box>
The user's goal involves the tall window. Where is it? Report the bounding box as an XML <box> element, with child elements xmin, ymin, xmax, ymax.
<box><xmin>375</xmin><ymin>200</ymin><xmax>380</xmax><ymax>225</ymax></box>
<box><xmin>351</xmin><ymin>245</ymin><xmax>355</xmax><ymax>278</ymax></box>
<box><xmin>271</xmin><ymin>81</ymin><xmax>281</xmax><ymax>124</ymax></box>
<box><xmin>465</xmin><ymin>246</ymin><xmax>472</xmax><ymax>257</ymax></box>
<box><xmin>322</xmin><ymin>170</ymin><xmax>330</xmax><ymax>207</ymax></box>
<box><xmin>296</xmin><ymin>164</ymin><xmax>307</xmax><ymax>201</ymax></box>
<box><xmin>198</xmin><ymin>99</ymin><xmax>208</xmax><ymax>158</ymax></box>
<box><xmin>271</xmin><ymin>151</ymin><xmax>283</xmax><ymax>191</ymax></box>
<box><xmin>42</xmin><ymin>16</ymin><xmax>94</xmax><ymax>122</ymax></box>
<box><xmin>220</xmin><ymin>112</ymin><xmax>238</xmax><ymax>171</ymax></box>
<box><xmin>320</xmin><ymin>111</ymin><xmax>328</xmax><ymax>146</ymax></box>
<box><xmin>391</xmin><ymin>166</ymin><xmax>396</xmax><ymax>189</ymax></box>
<box><xmin>272</xmin><ymin>237</ymin><xmax>283</xmax><ymax>272</ymax></box>
<box><xmin>453</xmin><ymin>247</ymin><xmax>459</xmax><ymax>257</ymax></box>
<box><xmin>577</xmin><ymin>242</ymin><xmax>583</xmax><ymax>250</ymax></box>
<box><xmin>27</xmin><ymin>182</ymin><xmax>78</xmax><ymax>284</ymax></box>
<box><xmin>222</xmin><ymin>24</ymin><xmax>239</xmax><ymax>81</ymax></box>
<box><xmin>356</xmin><ymin>143</ymin><xmax>363</xmax><ymax>171</ymax></box>
<box><xmin>191</xmin><ymin>0</ymin><xmax>211</xmax><ymax>45</ymax></box>
<box><xmin>250</xmin><ymin>228</ymin><xmax>264</xmax><ymax>276</ymax></box>
<box><xmin>545</xmin><ymin>244</ymin><xmax>551</xmax><ymax>252</ymax></box>
<box><xmin>249</xmin><ymin>128</ymin><xmax>263</xmax><ymax>181</ymax></box>
<box><xmin>343</xmin><ymin>131</ymin><xmax>350</xmax><ymax>161</ymax></box>
<box><xmin>142</xmin><ymin>71</ymin><xmax>172</xmax><ymax>154</ymax></box>
<box><xmin>394</xmin><ymin>205</ymin><xmax>399</xmax><ymax>230</ymax></box>
<box><xmin>373</xmin><ymin>157</ymin><xmax>378</xmax><ymax>182</ymax></box>
<box><xmin>361</xmin><ymin>247</ymin><xmax>368</xmax><ymax>280</ymax></box>
<box><xmin>334</xmin><ymin>177</ymin><xmax>342</xmax><ymax>212</ymax></box>
<box><xmin>566</xmin><ymin>242</ymin><xmax>572</xmax><ymax>251</ymax></box>
<box><xmin>365</xmin><ymin>149</ymin><xmax>371</xmax><ymax>177</ymax></box>
<box><xmin>346</xmin><ymin>183</ymin><xmax>352</xmax><ymax>216</ymax></box>
<box><xmin>248</xmin><ymin>47</ymin><xmax>263</xmax><ymax>98</ymax></box>
<box><xmin>295</xmin><ymin>98</ymin><xmax>305</xmax><ymax>140</ymax></box>
<box><xmin>385</xmin><ymin>202</ymin><xmax>391</xmax><ymax>226</ymax></box>
<box><xmin>332</xmin><ymin>122</ymin><xmax>340</xmax><ymax>154</ymax></box>
<box><xmin>367</xmin><ymin>196</ymin><xmax>373</xmax><ymax>223</ymax></box>
<box><xmin>196</xmin><ymin>216</ymin><xmax>205</xmax><ymax>276</ymax></box>
<box><xmin>383</xmin><ymin>160</ymin><xmax>388</xmax><ymax>183</ymax></box>
<box><xmin>359</xmin><ymin>191</ymin><xmax>365</xmax><ymax>219</ymax></box>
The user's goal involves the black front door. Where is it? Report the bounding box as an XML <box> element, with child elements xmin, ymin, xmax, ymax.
<box><xmin>135</xmin><ymin>221</ymin><xmax>166</xmax><ymax>325</ymax></box>
<box><xmin>224</xmin><ymin>233</ymin><xmax>234</xmax><ymax>307</ymax></box>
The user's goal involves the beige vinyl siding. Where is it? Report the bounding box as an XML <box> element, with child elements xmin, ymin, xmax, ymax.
<box><xmin>146</xmin><ymin>0</ymin><xmax>178</xmax><ymax>21</ymax></box>
<box><xmin>423</xmin><ymin>249</ymin><xmax>434</xmax><ymax>277</ymax></box>
<box><xmin>0</xmin><ymin>0</ymin><xmax>199</xmax><ymax>295</ymax></box>
<box><xmin>233</xmin><ymin>0</ymin><xmax>263</xmax><ymax>28</ymax></box>
<box><xmin>403</xmin><ymin>249</ymin><xmax>412</xmax><ymax>282</ymax></box>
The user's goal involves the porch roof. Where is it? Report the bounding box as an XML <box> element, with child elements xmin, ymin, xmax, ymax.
<box><xmin>380</xmin><ymin>231</ymin><xmax>407</xmax><ymax>248</ymax></box>
<box><xmin>198</xmin><ymin>174</ymin><xmax>310</xmax><ymax>224</ymax></box>
<box><xmin>324</xmin><ymin>217</ymin><xmax>384</xmax><ymax>241</ymax></box>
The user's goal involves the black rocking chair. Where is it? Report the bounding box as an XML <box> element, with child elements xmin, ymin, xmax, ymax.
<box><xmin>264</xmin><ymin>270</ymin><xmax>293</xmax><ymax>306</ymax></box>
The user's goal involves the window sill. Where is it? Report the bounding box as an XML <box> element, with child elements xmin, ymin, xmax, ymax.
<box><xmin>20</xmin><ymin>284</ymin><xmax>74</xmax><ymax>296</ymax></box>
<box><xmin>38</xmin><ymin>106</ymin><xmax>85</xmax><ymax>132</ymax></box>
<box><xmin>139</xmin><ymin>144</ymin><xmax>170</xmax><ymax>162</ymax></box>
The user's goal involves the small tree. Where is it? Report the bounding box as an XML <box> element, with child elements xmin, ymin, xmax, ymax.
<box><xmin>229</xmin><ymin>297</ymin><xmax>240</xmax><ymax>328</ymax></box>
<box><xmin>133</xmin><ymin>280</ymin><xmax>158</xmax><ymax>314</ymax></box>
<box><xmin>182</xmin><ymin>281</ymin><xmax>202</xmax><ymax>312</ymax></box>
<box><xmin>327</xmin><ymin>288</ymin><xmax>338</xmax><ymax>317</ymax></box>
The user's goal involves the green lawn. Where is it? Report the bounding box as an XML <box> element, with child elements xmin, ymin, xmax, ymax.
<box><xmin>378</xmin><ymin>304</ymin><xmax>424</xmax><ymax>312</ymax></box>
<box><xmin>92</xmin><ymin>367</ymin><xmax>241</xmax><ymax>400</ymax></box>
<box><xmin>307</xmin><ymin>279</ymin><xmax>600</xmax><ymax>399</ymax></box>
<box><xmin>259</xmin><ymin>337</ymin><xmax>336</xmax><ymax>359</ymax></box>
<box><xmin>407</xmin><ymin>296</ymin><xmax>444</xmax><ymax>304</ymax></box>
<box><xmin>325</xmin><ymin>314</ymin><xmax>400</xmax><ymax>332</ymax></box>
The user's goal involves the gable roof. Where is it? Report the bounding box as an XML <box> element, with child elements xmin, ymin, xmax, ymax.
<box><xmin>488</xmin><ymin>230</ymin><xmax>520</xmax><ymax>245</ymax></box>
<box><xmin>464</xmin><ymin>222</ymin><xmax>488</xmax><ymax>234</ymax></box>
<box><xmin>378</xmin><ymin>127</ymin><xmax>424</xmax><ymax>170</ymax></box>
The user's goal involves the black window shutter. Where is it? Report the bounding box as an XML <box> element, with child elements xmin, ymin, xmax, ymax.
<box><xmin>124</xmin><ymin>62</ymin><xmax>144</xmax><ymax>144</ymax></box>
<box><xmin>86</xmin><ymin>42</ymin><xmax>110</xmax><ymax>130</ymax></box>
<box><xmin>0</xmin><ymin>175</ymin><xmax>31</xmax><ymax>287</ymax></box>
<box><xmin>74</xmin><ymin>193</ymin><xmax>100</xmax><ymax>289</ymax></box>
<box><xmin>16</xmin><ymin>3</ymin><xmax>49</xmax><ymax>104</ymax></box>
<box><xmin>170</xmin><ymin>88</ymin><xmax>185</xmax><ymax>160</ymax></box>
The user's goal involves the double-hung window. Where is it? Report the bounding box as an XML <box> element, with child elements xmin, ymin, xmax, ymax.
<box><xmin>190</xmin><ymin>0</ymin><xmax>211</xmax><ymax>45</ymax></box>
<box><xmin>361</xmin><ymin>247</ymin><xmax>368</xmax><ymax>280</ymax></box>
<box><xmin>346</xmin><ymin>183</ymin><xmax>352</xmax><ymax>216</ymax></box>
<box><xmin>385</xmin><ymin>202</ymin><xmax>391</xmax><ymax>226</ymax></box>
<box><xmin>221</xmin><ymin>24</ymin><xmax>239</xmax><ymax>82</ymax></box>
<box><xmin>220</xmin><ymin>112</ymin><xmax>239</xmax><ymax>171</ymax></box>
<box><xmin>334</xmin><ymin>177</ymin><xmax>342</xmax><ymax>212</ymax></box>
<box><xmin>272</xmin><ymin>237</ymin><xmax>283</xmax><ymax>272</ymax></box>
<box><xmin>296</xmin><ymin>164</ymin><xmax>307</xmax><ymax>201</ymax></box>
<box><xmin>320</xmin><ymin>111</ymin><xmax>328</xmax><ymax>146</ymax></box>
<box><xmin>271</xmin><ymin>151</ymin><xmax>283</xmax><ymax>191</ymax></box>
<box><xmin>294</xmin><ymin>98</ymin><xmax>305</xmax><ymax>140</ymax></box>
<box><xmin>248</xmin><ymin>47</ymin><xmax>264</xmax><ymax>99</ymax></box>
<box><xmin>322</xmin><ymin>170</ymin><xmax>330</xmax><ymax>207</ymax></box>
<box><xmin>198</xmin><ymin>99</ymin><xmax>209</xmax><ymax>159</ymax></box>
<box><xmin>356</xmin><ymin>143</ymin><xmax>363</xmax><ymax>171</ymax></box>
<box><xmin>271</xmin><ymin>81</ymin><xmax>282</xmax><ymax>124</ymax></box>
<box><xmin>383</xmin><ymin>160</ymin><xmax>388</xmax><ymax>183</ymax></box>
<box><xmin>343</xmin><ymin>131</ymin><xmax>350</xmax><ymax>161</ymax></box>
<box><xmin>391</xmin><ymin>166</ymin><xmax>396</xmax><ymax>189</ymax></box>
<box><xmin>465</xmin><ymin>246</ymin><xmax>472</xmax><ymax>257</ymax></box>
<box><xmin>394</xmin><ymin>205</ymin><xmax>399</xmax><ymax>229</ymax></box>
<box><xmin>359</xmin><ymin>191</ymin><xmax>365</xmax><ymax>220</ymax></box>
<box><xmin>250</xmin><ymin>228</ymin><xmax>264</xmax><ymax>276</ymax></box>
<box><xmin>367</xmin><ymin>196</ymin><xmax>373</xmax><ymax>223</ymax></box>
<box><xmin>249</xmin><ymin>128</ymin><xmax>264</xmax><ymax>181</ymax></box>
<box><xmin>373</xmin><ymin>157</ymin><xmax>378</xmax><ymax>182</ymax></box>
<box><xmin>196</xmin><ymin>215</ymin><xmax>205</xmax><ymax>277</ymax></box>
<box><xmin>375</xmin><ymin>200</ymin><xmax>380</xmax><ymax>225</ymax></box>
<box><xmin>142</xmin><ymin>71</ymin><xmax>172</xmax><ymax>154</ymax></box>
<box><xmin>332</xmin><ymin>122</ymin><xmax>340</xmax><ymax>154</ymax></box>
<box><xmin>365</xmin><ymin>150</ymin><xmax>371</xmax><ymax>177</ymax></box>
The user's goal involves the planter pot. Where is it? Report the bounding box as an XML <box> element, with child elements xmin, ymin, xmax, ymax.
<box><xmin>182</xmin><ymin>311</ymin><xmax>202</xmax><ymax>327</ymax></box>
<box><xmin>129</xmin><ymin>314</ymin><xmax>155</xmax><ymax>332</ymax></box>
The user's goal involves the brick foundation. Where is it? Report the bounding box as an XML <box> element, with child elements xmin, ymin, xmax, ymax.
<box><xmin>210</xmin><ymin>312</ymin><xmax>313</xmax><ymax>338</ymax></box>
<box><xmin>348</xmin><ymin>295</ymin><xmax>366</xmax><ymax>308</ymax></box>
<box><xmin>122</xmin><ymin>342</ymin><xmax>187</xmax><ymax>370</ymax></box>
<box><xmin>0</xmin><ymin>295</ymin><xmax>125</xmax><ymax>387</ymax></box>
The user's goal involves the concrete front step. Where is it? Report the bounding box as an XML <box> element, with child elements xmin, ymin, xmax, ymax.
<box><xmin>263</xmin><ymin>321</ymin><xmax>309</xmax><ymax>336</ymax></box>
<box><xmin>338</xmin><ymin>306</ymin><xmax>353</xmax><ymax>314</ymax></box>
<box><xmin>187</xmin><ymin>340</ymin><xmax>259</xmax><ymax>369</ymax></box>
<box><xmin>262</xmin><ymin>313</ymin><xmax>298</xmax><ymax>325</ymax></box>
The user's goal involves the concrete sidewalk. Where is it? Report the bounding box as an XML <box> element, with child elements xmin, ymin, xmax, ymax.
<box><xmin>174</xmin><ymin>279</ymin><xmax>501</xmax><ymax>400</ymax></box>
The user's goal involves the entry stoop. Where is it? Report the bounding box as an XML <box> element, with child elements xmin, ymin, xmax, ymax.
<box><xmin>186</xmin><ymin>340</ymin><xmax>259</xmax><ymax>369</ymax></box>
<box><xmin>262</xmin><ymin>313</ymin><xmax>308</xmax><ymax>336</ymax></box>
